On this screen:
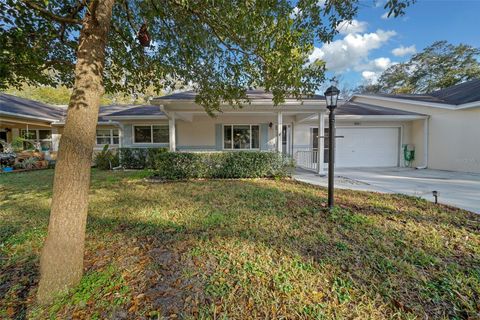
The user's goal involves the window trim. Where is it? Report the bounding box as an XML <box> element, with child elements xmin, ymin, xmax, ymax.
<box><xmin>20</xmin><ymin>129</ymin><xmax>52</xmax><ymax>142</ymax></box>
<box><xmin>132</xmin><ymin>124</ymin><xmax>169</xmax><ymax>144</ymax></box>
<box><xmin>20</xmin><ymin>129</ymin><xmax>52</xmax><ymax>151</ymax></box>
<box><xmin>20</xmin><ymin>129</ymin><xmax>52</xmax><ymax>150</ymax></box>
<box><xmin>96</xmin><ymin>129</ymin><xmax>119</xmax><ymax>146</ymax></box>
<box><xmin>222</xmin><ymin>124</ymin><xmax>260</xmax><ymax>150</ymax></box>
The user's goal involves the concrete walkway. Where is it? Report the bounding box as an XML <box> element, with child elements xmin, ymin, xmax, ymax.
<box><xmin>293</xmin><ymin>167</ymin><xmax>480</xmax><ymax>214</ymax></box>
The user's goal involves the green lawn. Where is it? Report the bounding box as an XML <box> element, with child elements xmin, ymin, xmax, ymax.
<box><xmin>1</xmin><ymin>169</ymin><xmax>479</xmax><ymax>319</ymax></box>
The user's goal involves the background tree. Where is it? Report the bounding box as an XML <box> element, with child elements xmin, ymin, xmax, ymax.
<box><xmin>357</xmin><ymin>41</ymin><xmax>480</xmax><ymax>94</ymax></box>
<box><xmin>0</xmin><ymin>0</ymin><xmax>414</xmax><ymax>303</ymax></box>
<box><xmin>4</xmin><ymin>83</ymin><xmax>164</xmax><ymax>105</ymax></box>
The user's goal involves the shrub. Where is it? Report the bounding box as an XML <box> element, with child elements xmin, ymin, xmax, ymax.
<box><xmin>20</xmin><ymin>157</ymin><xmax>39</xmax><ymax>170</ymax></box>
<box><xmin>152</xmin><ymin>151</ymin><xmax>294</xmax><ymax>180</ymax></box>
<box><xmin>94</xmin><ymin>145</ymin><xmax>119</xmax><ymax>170</ymax></box>
<box><xmin>118</xmin><ymin>148</ymin><xmax>167</xmax><ymax>169</ymax></box>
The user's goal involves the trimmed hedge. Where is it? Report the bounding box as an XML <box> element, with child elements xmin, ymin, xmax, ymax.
<box><xmin>153</xmin><ymin>151</ymin><xmax>294</xmax><ymax>180</ymax></box>
<box><xmin>94</xmin><ymin>147</ymin><xmax>167</xmax><ymax>170</ymax></box>
<box><xmin>119</xmin><ymin>147</ymin><xmax>167</xmax><ymax>169</ymax></box>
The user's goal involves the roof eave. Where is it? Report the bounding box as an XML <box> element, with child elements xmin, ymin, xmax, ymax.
<box><xmin>353</xmin><ymin>94</ymin><xmax>480</xmax><ymax>110</ymax></box>
<box><xmin>336</xmin><ymin>114</ymin><xmax>428</xmax><ymax>121</ymax></box>
<box><xmin>52</xmin><ymin>120</ymin><xmax>120</xmax><ymax>126</ymax></box>
<box><xmin>0</xmin><ymin>110</ymin><xmax>59</xmax><ymax>123</ymax></box>
<box><xmin>103</xmin><ymin>115</ymin><xmax>168</xmax><ymax>120</ymax></box>
<box><xmin>152</xmin><ymin>98</ymin><xmax>325</xmax><ymax>107</ymax></box>
<box><xmin>456</xmin><ymin>101</ymin><xmax>480</xmax><ymax>110</ymax></box>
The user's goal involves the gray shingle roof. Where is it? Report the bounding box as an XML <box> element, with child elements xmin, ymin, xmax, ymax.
<box><xmin>1</xmin><ymin>92</ymin><xmax>425</xmax><ymax>122</ymax></box>
<box><xmin>430</xmin><ymin>79</ymin><xmax>480</xmax><ymax>105</ymax></box>
<box><xmin>156</xmin><ymin>89</ymin><xmax>326</xmax><ymax>101</ymax></box>
<box><xmin>0</xmin><ymin>93</ymin><xmax>65</xmax><ymax>121</ymax></box>
<box><xmin>368</xmin><ymin>79</ymin><xmax>480</xmax><ymax>106</ymax></box>
<box><xmin>105</xmin><ymin>105</ymin><xmax>166</xmax><ymax>118</ymax></box>
<box><xmin>338</xmin><ymin>101</ymin><xmax>426</xmax><ymax>116</ymax></box>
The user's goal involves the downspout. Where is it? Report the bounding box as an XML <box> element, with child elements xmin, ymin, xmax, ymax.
<box><xmin>416</xmin><ymin>116</ymin><xmax>429</xmax><ymax>169</ymax></box>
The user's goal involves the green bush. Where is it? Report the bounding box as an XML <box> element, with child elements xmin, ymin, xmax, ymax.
<box><xmin>152</xmin><ymin>151</ymin><xmax>294</xmax><ymax>180</ymax></box>
<box><xmin>94</xmin><ymin>145</ymin><xmax>119</xmax><ymax>170</ymax></box>
<box><xmin>118</xmin><ymin>148</ymin><xmax>167</xmax><ymax>169</ymax></box>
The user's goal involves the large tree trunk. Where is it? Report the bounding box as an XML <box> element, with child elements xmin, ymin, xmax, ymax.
<box><xmin>37</xmin><ymin>0</ymin><xmax>115</xmax><ymax>304</ymax></box>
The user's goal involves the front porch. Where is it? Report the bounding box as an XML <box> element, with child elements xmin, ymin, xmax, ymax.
<box><xmin>151</xmin><ymin>95</ymin><xmax>329</xmax><ymax>175</ymax></box>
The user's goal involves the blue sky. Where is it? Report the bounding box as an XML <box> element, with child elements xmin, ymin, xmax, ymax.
<box><xmin>311</xmin><ymin>0</ymin><xmax>480</xmax><ymax>89</ymax></box>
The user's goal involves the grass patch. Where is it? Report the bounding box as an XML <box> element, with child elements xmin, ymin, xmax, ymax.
<box><xmin>0</xmin><ymin>169</ymin><xmax>479</xmax><ymax>319</ymax></box>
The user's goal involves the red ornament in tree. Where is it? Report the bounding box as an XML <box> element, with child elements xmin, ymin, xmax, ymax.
<box><xmin>138</xmin><ymin>24</ymin><xmax>150</xmax><ymax>47</ymax></box>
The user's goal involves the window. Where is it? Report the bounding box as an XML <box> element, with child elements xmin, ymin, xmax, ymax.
<box><xmin>133</xmin><ymin>125</ymin><xmax>169</xmax><ymax>144</ymax></box>
<box><xmin>96</xmin><ymin>129</ymin><xmax>119</xmax><ymax>145</ymax></box>
<box><xmin>223</xmin><ymin>125</ymin><xmax>260</xmax><ymax>150</ymax></box>
<box><xmin>20</xmin><ymin>129</ymin><xmax>52</xmax><ymax>150</ymax></box>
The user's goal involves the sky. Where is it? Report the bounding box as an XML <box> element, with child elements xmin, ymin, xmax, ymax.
<box><xmin>309</xmin><ymin>0</ymin><xmax>480</xmax><ymax>89</ymax></box>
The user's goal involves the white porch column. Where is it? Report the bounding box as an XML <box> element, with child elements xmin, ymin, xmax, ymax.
<box><xmin>51</xmin><ymin>127</ymin><xmax>61</xmax><ymax>152</ymax></box>
<box><xmin>317</xmin><ymin>111</ymin><xmax>325</xmax><ymax>175</ymax></box>
<box><xmin>277</xmin><ymin>112</ymin><xmax>283</xmax><ymax>153</ymax></box>
<box><xmin>169</xmin><ymin>112</ymin><xmax>176</xmax><ymax>152</ymax></box>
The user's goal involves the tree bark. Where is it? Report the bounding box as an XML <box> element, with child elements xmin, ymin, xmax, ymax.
<box><xmin>37</xmin><ymin>0</ymin><xmax>115</xmax><ymax>304</ymax></box>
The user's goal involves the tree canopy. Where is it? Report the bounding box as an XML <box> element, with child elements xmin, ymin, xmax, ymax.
<box><xmin>4</xmin><ymin>83</ymin><xmax>162</xmax><ymax>105</ymax></box>
<box><xmin>357</xmin><ymin>41</ymin><xmax>480</xmax><ymax>94</ymax></box>
<box><xmin>1</xmin><ymin>0</ymin><xmax>413</xmax><ymax>111</ymax></box>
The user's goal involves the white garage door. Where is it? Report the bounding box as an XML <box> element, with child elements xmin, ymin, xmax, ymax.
<box><xmin>335</xmin><ymin>127</ymin><xmax>399</xmax><ymax>168</ymax></box>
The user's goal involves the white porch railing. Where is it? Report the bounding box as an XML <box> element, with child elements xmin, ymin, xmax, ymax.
<box><xmin>295</xmin><ymin>149</ymin><xmax>319</xmax><ymax>171</ymax></box>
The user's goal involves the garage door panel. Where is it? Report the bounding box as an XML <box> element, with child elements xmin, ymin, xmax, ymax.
<box><xmin>335</xmin><ymin>127</ymin><xmax>399</xmax><ymax>168</ymax></box>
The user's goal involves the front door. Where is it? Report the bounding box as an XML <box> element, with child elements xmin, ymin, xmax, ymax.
<box><xmin>282</xmin><ymin>125</ymin><xmax>291</xmax><ymax>156</ymax></box>
<box><xmin>0</xmin><ymin>131</ymin><xmax>6</xmax><ymax>152</ymax></box>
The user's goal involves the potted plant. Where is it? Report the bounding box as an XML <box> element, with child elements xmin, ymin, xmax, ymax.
<box><xmin>0</xmin><ymin>143</ymin><xmax>16</xmax><ymax>172</ymax></box>
<box><xmin>11</xmin><ymin>137</ymin><xmax>25</xmax><ymax>153</ymax></box>
<box><xmin>2</xmin><ymin>165</ymin><xmax>14</xmax><ymax>172</ymax></box>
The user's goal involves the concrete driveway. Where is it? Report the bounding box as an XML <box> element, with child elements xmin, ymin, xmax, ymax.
<box><xmin>293</xmin><ymin>167</ymin><xmax>480</xmax><ymax>213</ymax></box>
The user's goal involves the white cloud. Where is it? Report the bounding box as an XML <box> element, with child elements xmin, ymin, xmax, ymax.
<box><xmin>337</xmin><ymin>19</ymin><xmax>368</xmax><ymax>35</ymax></box>
<box><xmin>356</xmin><ymin>57</ymin><xmax>397</xmax><ymax>83</ymax></box>
<box><xmin>392</xmin><ymin>45</ymin><xmax>416</xmax><ymax>57</ymax></box>
<box><xmin>359</xmin><ymin>57</ymin><xmax>396</xmax><ymax>83</ymax></box>
<box><xmin>290</xmin><ymin>7</ymin><xmax>301</xmax><ymax>19</ymax></box>
<box><xmin>308</xmin><ymin>29</ymin><xmax>397</xmax><ymax>73</ymax></box>
<box><xmin>362</xmin><ymin>71</ymin><xmax>379</xmax><ymax>82</ymax></box>
<box><xmin>357</xmin><ymin>57</ymin><xmax>394</xmax><ymax>72</ymax></box>
<box><xmin>291</xmin><ymin>1</ymin><xmax>326</xmax><ymax>19</ymax></box>
<box><xmin>381</xmin><ymin>12</ymin><xmax>390</xmax><ymax>20</ymax></box>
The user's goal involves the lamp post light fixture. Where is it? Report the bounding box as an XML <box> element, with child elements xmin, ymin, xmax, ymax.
<box><xmin>324</xmin><ymin>85</ymin><xmax>340</xmax><ymax>209</ymax></box>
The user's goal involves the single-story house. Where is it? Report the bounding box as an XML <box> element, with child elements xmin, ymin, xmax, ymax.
<box><xmin>1</xmin><ymin>90</ymin><xmax>429</xmax><ymax>174</ymax></box>
<box><xmin>1</xmin><ymin>79</ymin><xmax>478</xmax><ymax>173</ymax></box>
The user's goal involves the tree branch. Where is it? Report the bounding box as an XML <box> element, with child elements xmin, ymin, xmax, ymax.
<box><xmin>167</xmin><ymin>0</ymin><xmax>265</xmax><ymax>62</ymax></box>
<box><xmin>22</xmin><ymin>0</ymin><xmax>82</xmax><ymax>24</ymax></box>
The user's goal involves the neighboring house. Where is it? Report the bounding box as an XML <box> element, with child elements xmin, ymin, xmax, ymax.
<box><xmin>0</xmin><ymin>93</ymin><xmax>65</xmax><ymax>151</ymax></box>
<box><xmin>1</xmin><ymin>90</ymin><xmax>429</xmax><ymax>174</ymax></box>
<box><xmin>352</xmin><ymin>79</ymin><xmax>480</xmax><ymax>173</ymax></box>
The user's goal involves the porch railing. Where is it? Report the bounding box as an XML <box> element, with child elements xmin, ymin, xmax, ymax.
<box><xmin>295</xmin><ymin>149</ymin><xmax>319</xmax><ymax>171</ymax></box>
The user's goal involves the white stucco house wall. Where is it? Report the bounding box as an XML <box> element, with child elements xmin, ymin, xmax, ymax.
<box><xmin>2</xmin><ymin>79</ymin><xmax>479</xmax><ymax>173</ymax></box>
<box><xmin>352</xmin><ymin>79</ymin><xmax>480</xmax><ymax>173</ymax></box>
